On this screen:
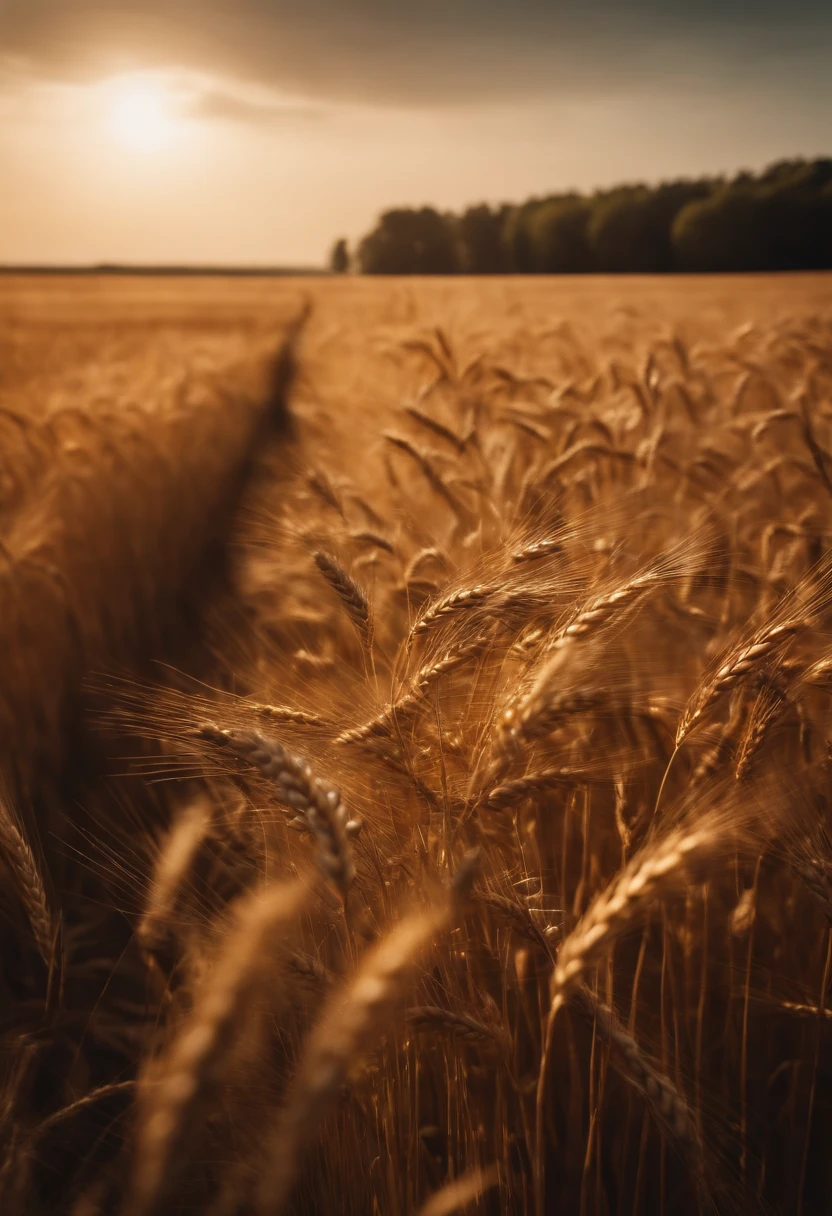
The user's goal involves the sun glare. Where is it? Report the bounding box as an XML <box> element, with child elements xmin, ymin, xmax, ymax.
<box><xmin>106</xmin><ymin>78</ymin><xmax>176</xmax><ymax>153</ymax></box>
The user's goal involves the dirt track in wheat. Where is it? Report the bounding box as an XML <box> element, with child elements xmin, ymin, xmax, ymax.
<box><xmin>2</xmin><ymin>272</ymin><xmax>832</xmax><ymax>1215</ymax></box>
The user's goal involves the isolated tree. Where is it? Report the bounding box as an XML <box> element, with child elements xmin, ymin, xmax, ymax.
<box><xmin>330</xmin><ymin>238</ymin><xmax>350</xmax><ymax>274</ymax></box>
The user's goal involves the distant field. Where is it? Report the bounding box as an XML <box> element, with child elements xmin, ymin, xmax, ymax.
<box><xmin>2</xmin><ymin>272</ymin><xmax>832</xmax><ymax>1216</ymax></box>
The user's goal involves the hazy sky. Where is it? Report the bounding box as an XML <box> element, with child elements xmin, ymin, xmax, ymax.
<box><xmin>2</xmin><ymin>0</ymin><xmax>830</xmax><ymax>265</ymax></box>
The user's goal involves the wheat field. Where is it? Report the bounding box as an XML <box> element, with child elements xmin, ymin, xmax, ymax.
<box><xmin>2</xmin><ymin>272</ymin><xmax>832</xmax><ymax>1215</ymax></box>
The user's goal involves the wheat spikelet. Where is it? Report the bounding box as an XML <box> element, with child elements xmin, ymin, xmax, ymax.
<box><xmin>28</xmin><ymin>1081</ymin><xmax>137</xmax><ymax>1141</ymax></box>
<box><xmin>403</xmin><ymin>405</ymin><xmax>466</xmax><ymax>452</ymax></box>
<box><xmin>534</xmin><ymin>813</ymin><xmax>731</xmax><ymax>1216</ymax></box>
<box><xmin>501</xmin><ymin>688</ymin><xmax>617</xmax><ymax>749</ymax></box>
<box><xmin>408</xmin><ymin>584</ymin><xmax>494</xmax><ymax>648</ymax></box>
<box><xmin>512</xmin><ymin>537</ymin><xmax>565</xmax><ymax>564</ymax></box>
<box><xmin>405</xmin><ymin>547</ymin><xmax>449</xmax><ymax>584</ymax></box>
<box><xmin>307</xmin><ymin>468</ymin><xmax>345</xmax><ymax>517</ymax></box>
<box><xmin>498</xmin><ymin>552</ymin><xmax>693</xmax><ymax>749</ymax></box>
<box><xmin>786</xmin><ymin>831</ymin><xmax>832</xmax><ymax>922</ymax></box>
<box><xmin>250</xmin><ymin>702</ymin><xmax>328</xmax><ymax>728</ymax></box>
<box><xmin>735</xmin><ymin>681</ymin><xmax>789</xmax><ymax>780</ymax></box>
<box><xmin>476</xmin><ymin>890</ymin><xmax>555</xmax><ymax>953</ymax></box>
<box><xmin>383</xmin><ymin>431</ymin><xmax>468</xmax><ymax>517</ymax></box>
<box><xmin>406</xmin><ymin>1005</ymin><xmax>506</xmax><ymax>1050</ymax></box>
<box><xmin>553</xmin><ymin>821</ymin><xmax>723</xmax><ymax>999</ymax></box>
<box><xmin>349</xmin><ymin>529</ymin><xmax>396</xmax><ymax>554</ymax></box>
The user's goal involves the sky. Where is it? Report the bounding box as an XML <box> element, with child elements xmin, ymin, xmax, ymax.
<box><xmin>1</xmin><ymin>1</ymin><xmax>831</xmax><ymax>266</ymax></box>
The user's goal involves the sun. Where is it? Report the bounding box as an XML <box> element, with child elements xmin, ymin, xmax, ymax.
<box><xmin>106</xmin><ymin>77</ymin><xmax>176</xmax><ymax>153</ymax></box>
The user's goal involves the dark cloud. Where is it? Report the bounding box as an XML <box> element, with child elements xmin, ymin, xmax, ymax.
<box><xmin>2</xmin><ymin>0</ymin><xmax>830</xmax><ymax>105</ymax></box>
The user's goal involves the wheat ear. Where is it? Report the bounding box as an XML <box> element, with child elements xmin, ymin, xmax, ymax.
<box><xmin>138</xmin><ymin>796</ymin><xmax>213</xmax><ymax>948</ymax></box>
<box><xmin>0</xmin><ymin>795</ymin><xmax>54</xmax><ymax>965</ymax></box>
<box><xmin>487</xmin><ymin>766</ymin><xmax>595</xmax><ymax>809</ymax></box>
<box><xmin>313</xmin><ymin>550</ymin><xmax>373</xmax><ymax>647</ymax></box>
<box><xmin>336</xmin><ymin>637</ymin><xmax>486</xmax><ymax>746</ymax></box>
<box><xmin>406</xmin><ymin>1005</ymin><xmax>507</xmax><ymax>1051</ymax></box>
<box><xmin>407</xmin><ymin>584</ymin><xmax>494</xmax><ymax>649</ymax></box>
<box><xmin>251</xmin><ymin>702</ymin><xmax>328</xmax><ymax>727</ymax></box>
<box><xmin>677</xmin><ymin>620</ymin><xmax>804</xmax><ymax>744</ymax></box>
<box><xmin>416</xmin><ymin>1166</ymin><xmax>500</xmax><ymax>1216</ymax></box>
<box><xmin>196</xmin><ymin>725</ymin><xmax>359</xmax><ymax>897</ymax></box>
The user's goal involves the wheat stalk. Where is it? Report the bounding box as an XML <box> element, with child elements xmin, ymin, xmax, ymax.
<box><xmin>252</xmin><ymin>862</ymin><xmax>476</xmax><ymax>1214</ymax></box>
<box><xmin>126</xmin><ymin>878</ymin><xmax>310</xmax><ymax>1216</ymax></box>
<box><xmin>534</xmin><ymin>815</ymin><xmax>729</xmax><ymax>1216</ymax></box>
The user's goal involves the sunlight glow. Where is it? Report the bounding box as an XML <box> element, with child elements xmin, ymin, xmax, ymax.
<box><xmin>106</xmin><ymin>77</ymin><xmax>177</xmax><ymax>153</ymax></box>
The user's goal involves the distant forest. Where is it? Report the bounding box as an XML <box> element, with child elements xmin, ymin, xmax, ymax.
<box><xmin>332</xmin><ymin>158</ymin><xmax>832</xmax><ymax>274</ymax></box>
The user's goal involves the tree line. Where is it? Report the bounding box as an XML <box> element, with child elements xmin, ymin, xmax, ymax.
<box><xmin>330</xmin><ymin>158</ymin><xmax>832</xmax><ymax>274</ymax></box>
